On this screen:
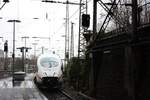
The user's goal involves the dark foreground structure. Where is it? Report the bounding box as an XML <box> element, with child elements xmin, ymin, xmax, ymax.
<box><xmin>89</xmin><ymin>0</ymin><xmax>150</xmax><ymax>99</ymax></box>
<box><xmin>92</xmin><ymin>25</ymin><xmax>150</xmax><ymax>99</ymax></box>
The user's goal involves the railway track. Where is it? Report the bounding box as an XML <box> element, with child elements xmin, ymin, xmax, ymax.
<box><xmin>34</xmin><ymin>79</ymin><xmax>94</xmax><ymax>100</ymax></box>
<box><xmin>38</xmin><ymin>88</ymin><xmax>77</xmax><ymax>100</ymax></box>
<box><xmin>57</xmin><ymin>89</ymin><xmax>76</xmax><ymax>100</ymax></box>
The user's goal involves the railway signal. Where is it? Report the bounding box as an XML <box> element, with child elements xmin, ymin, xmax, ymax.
<box><xmin>82</xmin><ymin>14</ymin><xmax>90</xmax><ymax>28</ymax></box>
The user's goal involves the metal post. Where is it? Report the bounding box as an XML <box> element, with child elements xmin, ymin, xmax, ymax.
<box><xmin>90</xmin><ymin>0</ymin><xmax>97</xmax><ymax>96</ymax></box>
<box><xmin>78</xmin><ymin>0</ymin><xmax>87</xmax><ymax>58</ymax></box>
<box><xmin>86</xmin><ymin>0</ymin><xmax>88</xmax><ymax>14</ymax></box>
<box><xmin>132</xmin><ymin>0</ymin><xmax>138</xmax><ymax>39</ymax></box>
<box><xmin>130</xmin><ymin>0</ymin><xmax>138</xmax><ymax>99</ymax></box>
<box><xmin>65</xmin><ymin>0</ymin><xmax>69</xmax><ymax>61</ymax></box>
<box><xmin>12</xmin><ymin>21</ymin><xmax>15</xmax><ymax>82</ymax></box>
<box><xmin>70</xmin><ymin>22</ymin><xmax>74</xmax><ymax>58</ymax></box>
<box><xmin>22</xmin><ymin>48</ymin><xmax>24</xmax><ymax>71</ymax></box>
<box><xmin>25</xmin><ymin>38</ymin><xmax>27</xmax><ymax>61</ymax></box>
<box><xmin>42</xmin><ymin>46</ymin><xmax>44</xmax><ymax>54</ymax></box>
<box><xmin>78</xmin><ymin>0</ymin><xmax>82</xmax><ymax>58</ymax></box>
<box><xmin>22</xmin><ymin>36</ymin><xmax>29</xmax><ymax>70</ymax></box>
<box><xmin>7</xmin><ymin>20</ymin><xmax>21</xmax><ymax>83</ymax></box>
<box><xmin>93</xmin><ymin>0</ymin><xmax>97</xmax><ymax>40</ymax></box>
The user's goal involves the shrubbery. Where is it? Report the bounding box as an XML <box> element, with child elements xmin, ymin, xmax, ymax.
<box><xmin>64</xmin><ymin>56</ymin><xmax>91</xmax><ymax>92</ymax></box>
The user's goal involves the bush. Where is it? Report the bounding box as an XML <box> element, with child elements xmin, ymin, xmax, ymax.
<box><xmin>64</xmin><ymin>57</ymin><xmax>91</xmax><ymax>92</ymax></box>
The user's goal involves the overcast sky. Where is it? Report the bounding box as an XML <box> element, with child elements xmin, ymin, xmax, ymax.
<box><xmin>0</xmin><ymin>0</ymin><xmax>142</xmax><ymax>59</ymax></box>
<box><xmin>0</xmin><ymin>0</ymin><xmax>93</xmax><ymax>58</ymax></box>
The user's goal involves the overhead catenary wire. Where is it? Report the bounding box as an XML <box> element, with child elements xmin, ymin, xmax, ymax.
<box><xmin>55</xmin><ymin>0</ymin><xmax>92</xmax><ymax>34</ymax></box>
<box><xmin>55</xmin><ymin>8</ymin><xmax>79</xmax><ymax>34</ymax></box>
<box><xmin>0</xmin><ymin>2</ymin><xmax>7</xmax><ymax>10</ymax></box>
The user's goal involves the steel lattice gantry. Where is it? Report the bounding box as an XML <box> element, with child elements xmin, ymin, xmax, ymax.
<box><xmin>93</xmin><ymin>0</ymin><xmax>134</xmax><ymax>40</ymax></box>
<box><xmin>78</xmin><ymin>0</ymin><xmax>88</xmax><ymax>58</ymax></box>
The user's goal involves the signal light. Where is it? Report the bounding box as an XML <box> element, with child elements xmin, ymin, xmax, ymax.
<box><xmin>26</xmin><ymin>49</ymin><xmax>28</xmax><ymax>52</ymax></box>
<box><xmin>3</xmin><ymin>0</ymin><xmax>9</xmax><ymax>2</ymax></box>
<box><xmin>20</xmin><ymin>48</ymin><xmax>23</xmax><ymax>52</ymax></box>
<box><xmin>82</xmin><ymin>14</ymin><xmax>90</xmax><ymax>28</ymax></box>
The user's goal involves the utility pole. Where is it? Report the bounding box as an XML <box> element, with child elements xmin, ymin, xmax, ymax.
<box><xmin>70</xmin><ymin>22</ymin><xmax>74</xmax><ymax>58</ymax></box>
<box><xmin>65</xmin><ymin>0</ymin><xmax>69</xmax><ymax>61</ymax></box>
<box><xmin>129</xmin><ymin>0</ymin><xmax>138</xmax><ymax>99</ymax></box>
<box><xmin>90</xmin><ymin>0</ymin><xmax>97</xmax><ymax>96</ymax></box>
<box><xmin>93</xmin><ymin>0</ymin><xmax>97</xmax><ymax>39</ymax></box>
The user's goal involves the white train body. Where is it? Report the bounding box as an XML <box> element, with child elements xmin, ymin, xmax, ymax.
<box><xmin>34</xmin><ymin>53</ymin><xmax>63</xmax><ymax>88</ymax></box>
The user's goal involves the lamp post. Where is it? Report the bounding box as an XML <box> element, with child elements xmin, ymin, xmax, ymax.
<box><xmin>7</xmin><ymin>19</ymin><xmax>21</xmax><ymax>83</ymax></box>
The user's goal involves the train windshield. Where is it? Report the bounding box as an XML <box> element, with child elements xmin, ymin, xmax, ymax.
<box><xmin>40</xmin><ymin>57</ymin><xmax>59</xmax><ymax>68</ymax></box>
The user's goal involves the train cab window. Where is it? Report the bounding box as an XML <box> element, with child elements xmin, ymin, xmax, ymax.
<box><xmin>40</xmin><ymin>57</ymin><xmax>59</xmax><ymax>68</ymax></box>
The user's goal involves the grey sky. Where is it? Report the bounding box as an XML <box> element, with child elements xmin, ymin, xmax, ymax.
<box><xmin>0</xmin><ymin>0</ymin><xmax>85</xmax><ymax>58</ymax></box>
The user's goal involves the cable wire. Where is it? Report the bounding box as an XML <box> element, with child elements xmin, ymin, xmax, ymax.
<box><xmin>0</xmin><ymin>2</ymin><xmax>6</xmax><ymax>10</ymax></box>
<box><xmin>56</xmin><ymin>0</ymin><xmax>92</xmax><ymax>34</ymax></box>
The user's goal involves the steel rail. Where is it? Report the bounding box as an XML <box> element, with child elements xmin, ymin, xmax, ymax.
<box><xmin>58</xmin><ymin>89</ymin><xmax>76</xmax><ymax>100</ymax></box>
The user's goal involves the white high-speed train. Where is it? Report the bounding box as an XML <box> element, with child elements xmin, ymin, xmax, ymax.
<box><xmin>34</xmin><ymin>53</ymin><xmax>63</xmax><ymax>88</ymax></box>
